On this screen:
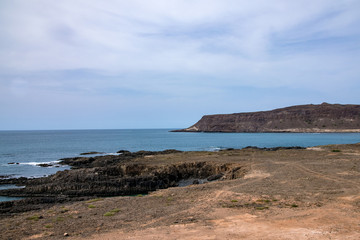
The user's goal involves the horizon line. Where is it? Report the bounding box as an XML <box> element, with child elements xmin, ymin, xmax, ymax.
<box><xmin>0</xmin><ymin>128</ymin><xmax>182</xmax><ymax>132</ymax></box>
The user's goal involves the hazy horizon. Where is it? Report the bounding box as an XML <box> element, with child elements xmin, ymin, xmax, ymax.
<box><xmin>1</xmin><ymin>1</ymin><xmax>360</xmax><ymax>130</ymax></box>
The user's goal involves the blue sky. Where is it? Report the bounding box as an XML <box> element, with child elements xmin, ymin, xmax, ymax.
<box><xmin>1</xmin><ymin>0</ymin><xmax>360</xmax><ymax>130</ymax></box>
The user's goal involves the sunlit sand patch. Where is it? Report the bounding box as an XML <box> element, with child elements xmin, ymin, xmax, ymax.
<box><xmin>244</xmin><ymin>170</ymin><xmax>270</xmax><ymax>179</ymax></box>
<box><xmin>25</xmin><ymin>233</ymin><xmax>46</xmax><ymax>240</ymax></box>
<box><xmin>306</xmin><ymin>147</ymin><xmax>324</xmax><ymax>151</ymax></box>
<box><xmin>343</xmin><ymin>152</ymin><xmax>360</xmax><ymax>156</ymax></box>
<box><xmin>338</xmin><ymin>195</ymin><xmax>360</xmax><ymax>202</ymax></box>
<box><xmin>336</xmin><ymin>171</ymin><xmax>353</xmax><ymax>176</ymax></box>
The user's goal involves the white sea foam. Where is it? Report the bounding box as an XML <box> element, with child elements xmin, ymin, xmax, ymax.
<box><xmin>206</xmin><ymin>146</ymin><xmax>226</xmax><ymax>152</ymax></box>
<box><xmin>0</xmin><ymin>184</ymin><xmax>25</xmax><ymax>190</ymax></box>
<box><xmin>20</xmin><ymin>161</ymin><xmax>60</xmax><ymax>167</ymax></box>
<box><xmin>105</xmin><ymin>152</ymin><xmax>121</xmax><ymax>155</ymax></box>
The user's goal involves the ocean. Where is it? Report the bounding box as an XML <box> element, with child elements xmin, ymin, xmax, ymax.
<box><xmin>1</xmin><ymin>129</ymin><xmax>360</xmax><ymax>179</ymax></box>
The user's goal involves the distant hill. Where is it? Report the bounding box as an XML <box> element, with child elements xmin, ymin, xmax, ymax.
<box><xmin>173</xmin><ymin>103</ymin><xmax>360</xmax><ymax>133</ymax></box>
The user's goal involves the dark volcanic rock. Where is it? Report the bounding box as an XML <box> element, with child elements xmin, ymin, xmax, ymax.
<box><xmin>207</xmin><ymin>173</ymin><xmax>224</xmax><ymax>181</ymax></box>
<box><xmin>173</xmin><ymin>103</ymin><xmax>360</xmax><ymax>133</ymax></box>
<box><xmin>0</xmin><ymin>177</ymin><xmax>28</xmax><ymax>185</ymax></box>
<box><xmin>59</xmin><ymin>157</ymin><xmax>97</xmax><ymax>168</ymax></box>
<box><xmin>0</xmin><ymin>175</ymin><xmax>14</xmax><ymax>179</ymax></box>
<box><xmin>79</xmin><ymin>151</ymin><xmax>105</xmax><ymax>155</ymax></box>
<box><xmin>37</xmin><ymin>163</ymin><xmax>54</xmax><ymax>167</ymax></box>
<box><xmin>117</xmin><ymin>150</ymin><xmax>131</xmax><ymax>154</ymax></box>
<box><xmin>0</xmin><ymin>162</ymin><xmax>240</xmax><ymax>198</ymax></box>
<box><xmin>0</xmin><ymin>149</ymin><xmax>246</xmax><ymax>214</ymax></box>
<box><xmin>59</xmin><ymin>149</ymin><xmax>182</xmax><ymax>169</ymax></box>
<box><xmin>243</xmin><ymin>146</ymin><xmax>305</xmax><ymax>151</ymax></box>
<box><xmin>192</xmin><ymin>180</ymin><xmax>200</xmax><ymax>184</ymax></box>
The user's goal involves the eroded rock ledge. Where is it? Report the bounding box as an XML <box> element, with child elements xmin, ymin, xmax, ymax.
<box><xmin>0</xmin><ymin>149</ymin><xmax>246</xmax><ymax>214</ymax></box>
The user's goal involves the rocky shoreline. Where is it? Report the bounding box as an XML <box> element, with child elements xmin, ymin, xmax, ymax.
<box><xmin>0</xmin><ymin>149</ymin><xmax>247</xmax><ymax>214</ymax></box>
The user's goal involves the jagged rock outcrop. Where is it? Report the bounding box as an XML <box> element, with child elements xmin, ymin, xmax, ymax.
<box><xmin>173</xmin><ymin>103</ymin><xmax>360</xmax><ymax>133</ymax></box>
<box><xmin>0</xmin><ymin>150</ymin><xmax>246</xmax><ymax>213</ymax></box>
<box><xmin>1</xmin><ymin>162</ymin><xmax>241</xmax><ymax>198</ymax></box>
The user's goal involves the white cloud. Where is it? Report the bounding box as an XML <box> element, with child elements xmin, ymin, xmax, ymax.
<box><xmin>0</xmin><ymin>0</ymin><xmax>360</xmax><ymax>129</ymax></box>
<box><xmin>1</xmin><ymin>0</ymin><xmax>359</xmax><ymax>73</ymax></box>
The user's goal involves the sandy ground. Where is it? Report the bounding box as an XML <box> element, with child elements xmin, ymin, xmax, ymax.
<box><xmin>1</xmin><ymin>143</ymin><xmax>360</xmax><ymax>240</ymax></box>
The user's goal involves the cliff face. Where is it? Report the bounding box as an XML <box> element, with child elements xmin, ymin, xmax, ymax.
<box><xmin>175</xmin><ymin>103</ymin><xmax>360</xmax><ymax>133</ymax></box>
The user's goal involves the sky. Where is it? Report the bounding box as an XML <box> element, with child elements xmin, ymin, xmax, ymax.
<box><xmin>0</xmin><ymin>0</ymin><xmax>360</xmax><ymax>130</ymax></box>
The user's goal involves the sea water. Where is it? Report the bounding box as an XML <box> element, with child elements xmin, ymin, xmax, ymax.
<box><xmin>1</xmin><ymin>129</ymin><xmax>360</xmax><ymax>179</ymax></box>
<box><xmin>0</xmin><ymin>185</ymin><xmax>24</xmax><ymax>202</ymax></box>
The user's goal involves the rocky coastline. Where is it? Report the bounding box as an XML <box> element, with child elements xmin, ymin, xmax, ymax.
<box><xmin>0</xmin><ymin>149</ymin><xmax>246</xmax><ymax>214</ymax></box>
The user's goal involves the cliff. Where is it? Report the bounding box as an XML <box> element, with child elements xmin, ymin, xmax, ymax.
<box><xmin>174</xmin><ymin>103</ymin><xmax>360</xmax><ymax>133</ymax></box>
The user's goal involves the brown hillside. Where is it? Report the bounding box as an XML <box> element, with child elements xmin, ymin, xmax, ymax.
<box><xmin>174</xmin><ymin>103</ymin><xmax>360</xmax><ymax>132</ymax></box>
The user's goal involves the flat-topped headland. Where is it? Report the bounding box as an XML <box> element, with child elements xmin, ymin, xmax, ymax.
<box><xmin>173</xmin><ymin>103</ymin><xmax>360</xmax><ymax>133</ymax></box>
<box><xmin>1</xmin><ymin>143</ymin><xmax>360</xmax><ymax>239</ymax></box>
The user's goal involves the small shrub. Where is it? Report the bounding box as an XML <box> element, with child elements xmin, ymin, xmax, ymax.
<box><xmin>103</xmin><ymin>208</ymin><xmax>121</xmax><ymax>216</ymax></box>
<box><xmin>26</xmin><ymin>215</ymin><xmax>40</xmax><ymax>221</ymax></box>
<box><xmin>55</xmin><ymin>216</ymin><xmax>64</xmax><ymax>222</ymax></box>
<box><xmin>104</xmin><ymin>212</ymin><xmax>115</xmax><ymax>217</ymax></box>
<box><xmin>291</xmin><ymin>204</ymin><xmax>298</xmax><ymax>208</ymax></box>
<box><xmin>256</xmin><ymin>206</ymin><xmax>269</xmax><ymax>210</ymax></box>
<box><xmin>332</xmin><ymin>149</ymin><xmax>341</xmax><ymax>152</ymax></box>
<box><xmin>230</xmin><ymin>200</ymin><xmax>238</xmax><ymax>203</ymax></box>
<box><xmin>110</xmin><ymin>208</ymin><xmax>120</xmax><ymax>213</ymax></box>
<box><xmin>86</xmin><ymin>198</ymin><xmax>103</xmax><ymax>203</ymax></box>
<box><xmin>44</xmin><ymin>224</ymin><xmax>53</xmax><ymax>228</ymax></box>
<box><xmin>60</xmin><ymin>208</ymin><xmax>69</xmax><ymax>213</ymax></box>
<box><xmin>88</xmin><ymin>204</ymin><xmax>96</xmax><ymax>209</ymax></box>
